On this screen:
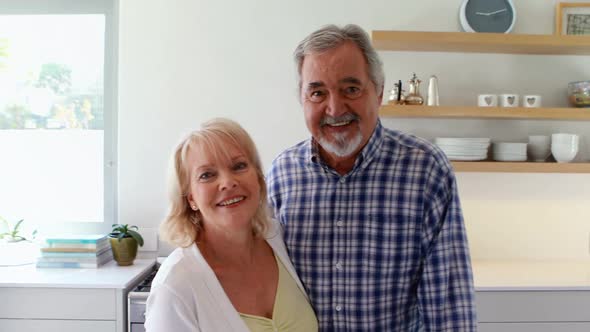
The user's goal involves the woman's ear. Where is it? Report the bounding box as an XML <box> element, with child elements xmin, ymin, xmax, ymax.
<box><xmin>187</xmin><ymin>195</ymin><xmax>198</xmax><ymax>211</ymax></box>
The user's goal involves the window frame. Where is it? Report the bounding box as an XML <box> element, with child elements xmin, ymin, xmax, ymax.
<box><xmin>1</xmin><ymin>0</ymin><xmax>118</xmax><ymax>234</ymax></box>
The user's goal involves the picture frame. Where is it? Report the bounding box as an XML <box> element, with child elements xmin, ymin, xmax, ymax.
<box><xmin>555</xmin><ymin>2</ymin><xmax>590</xmax><ymax>35</ymax></box>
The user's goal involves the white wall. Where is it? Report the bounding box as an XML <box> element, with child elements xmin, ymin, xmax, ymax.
<box><xmin>118</xmin><ymin>0</ymin><xmax>590</xmax><ymax>259</ymax></box>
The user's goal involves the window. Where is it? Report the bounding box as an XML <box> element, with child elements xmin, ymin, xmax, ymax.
<box><xmin>0</xmin><ymin>0</ymin><xmax>116</xmax><ymax>234</ymax></box>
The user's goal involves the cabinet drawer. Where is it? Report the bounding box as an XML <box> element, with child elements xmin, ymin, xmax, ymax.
<box><xmin>0</xmin><ymin>319</ymin><xmax>116</xmax><ymax>332</ymax></box>
<box><xmin>476</xmin><ymin>291</ymin><xmax>590</xmax><ymax>322</ymax></box>
<box><xmin>479</xmin><ymin>322</ymin><xmax>590</xmax><ymax>332</ymax></box>
<box><xmin>0</xmin><ymin>288</ymin><xmax>116</xmax><ymax>320</ymax></box>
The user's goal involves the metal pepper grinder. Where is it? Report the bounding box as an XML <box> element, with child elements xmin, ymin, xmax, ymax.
<box><xmin>387</xmin><ymin>80</ymin><xmax>406</xmax><ymax>105</ymax></box>
<box><xmin>404</xmin><ymin>73</ymin><xmax>424</xmax><ymax>106</ymax></box>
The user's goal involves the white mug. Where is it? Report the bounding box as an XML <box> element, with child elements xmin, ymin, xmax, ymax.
<box><xmin>499</xmin><ymin>94</ymin><xmax>519</xmax><ymax>107</ymax></box>
<box><xmin>477</xmin><ymin>94</ymin><xmax>497</xmax><ymax>107</ymax></box>
<box><xmin>523</xmin><ymin>95</ymin><xmax>542</xmax><ymax>108</ymax></box>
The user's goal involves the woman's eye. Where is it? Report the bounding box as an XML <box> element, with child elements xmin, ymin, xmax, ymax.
<box><xmin>233</xmin><ymin>161</ymin><xmax>248</xmax><ymax>171</ymax></box>
<box><xmin>198</xmin><ymin>172</ymin><xmax>214</xmax><ymax>181</ymax></box>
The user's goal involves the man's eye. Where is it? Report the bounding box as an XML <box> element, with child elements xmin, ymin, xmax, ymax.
<box><xmin>344</xmin><ymin>86</ymin><xmax>361</xmax><ymax>97</ymax></box>
<box><xmin>309</xmin><ymin>90</ymin><xmax>326</xmax><ymax>102</ymax></box>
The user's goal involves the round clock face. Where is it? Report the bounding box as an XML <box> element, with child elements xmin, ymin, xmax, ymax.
<box><xmin>461</xmin><ymin>0</ymin><xmax>515</xmax><ymax>33</ymax></box>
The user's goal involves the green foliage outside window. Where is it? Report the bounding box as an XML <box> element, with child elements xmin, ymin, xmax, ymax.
<box><xmin>0</xmin><ymin>43</ymin><xmax>103</xmax><ymax>130</ymax></box>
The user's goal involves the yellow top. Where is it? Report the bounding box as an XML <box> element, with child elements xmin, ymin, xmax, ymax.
<box><xmin>239</xmin><ymin>255</ymin><xmax>318</xmax><ymax>332</ymax></box>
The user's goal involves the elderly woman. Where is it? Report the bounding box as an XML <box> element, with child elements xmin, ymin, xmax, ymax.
<box><xmin>145</xmin><ymin>118</ymin><xmax>317</xmax><ymax>332</ymax></box>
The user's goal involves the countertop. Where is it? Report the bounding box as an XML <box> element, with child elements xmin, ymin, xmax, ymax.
<box><xmin>473</xmin><ymin>260</ymin><xmax>590</xmax><ymax>291</ymax></box>
<box><xmin>1</xmin><ymin>257</ymin><xmax>589</xmax><ymax>291</ymax></box>
<box><xmin>0</xmin><ymin>258</ymin><xmax>155</xmax><ymax>289</ymax></box>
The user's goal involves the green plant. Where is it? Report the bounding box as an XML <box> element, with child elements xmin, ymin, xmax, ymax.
<box><xmin>0</xmin><ymin>217</ymin><xmax>36</xmax><ymax>242</ymax></box>
<box><xmin>110</xmin><ymin>224</ymin><xmax>144</xmax><ymax>247</ymax></box>
<box><xmin>0</xmin><ymin>217</ymin><xmax>37</xmax><ymax>242</ymax></box>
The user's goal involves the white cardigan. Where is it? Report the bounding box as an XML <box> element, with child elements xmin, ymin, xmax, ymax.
<box><xmin>145</xmin><ymin>221</ymin><xmax>310</xmax><ymax>332</ymax></box>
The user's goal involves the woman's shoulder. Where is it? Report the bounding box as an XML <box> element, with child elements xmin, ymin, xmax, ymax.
<box><xmin>264</xmin><ymin>219</ymin><xmax>289</xmax><ymax>256</ymax></box>
<box><xmin>151</xmin><ymin>244</ymin><xmax>206</xmax><ymax>291</ymax></box>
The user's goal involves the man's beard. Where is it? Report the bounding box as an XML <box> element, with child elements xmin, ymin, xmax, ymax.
<box><xmin>317</xmin><ymin>113</ymin><xmax>363</xmax><ymax>157</ymax></box>
<box><xmin>318</xmin><ymin>128</ymin><xmax>363</xmax><ymax>157</ymax></box>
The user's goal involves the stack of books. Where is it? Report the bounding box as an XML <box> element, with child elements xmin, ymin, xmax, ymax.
<box><xmin>37</xmin><ymin>234</ymin><xmax>113</xmax><ymax>268</ymax></box>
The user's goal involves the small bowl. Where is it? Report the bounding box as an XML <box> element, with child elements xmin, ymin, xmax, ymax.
<box><xmin>551</xmin><ymin>133</ymin><xmax>579</xmax><ymax>146</ymax></box>
<box><xmin>528</xmin><ymin>135</ymin><xmax>551</xmax><ymax>162</ymax></box>
<box><xmin>567</xmin><ymin>81</ymin><xmax>590</xmax><ymax>108</ymax></box>
<box><xmin>551</xmin><ymin>144</ymin><xmax>579</xmax><ymax>163</ymax></box>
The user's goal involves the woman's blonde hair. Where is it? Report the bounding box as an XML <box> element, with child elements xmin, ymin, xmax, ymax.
<box><xmin>160</xmin><ymin>118</ymin><xmax>270</xmax><ymax>247</ymax></box>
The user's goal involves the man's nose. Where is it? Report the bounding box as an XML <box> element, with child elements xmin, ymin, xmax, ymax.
<box><xmin>325</xmin><ymin>93</ymin><xmax>346</xmax><ymax>117</ymax></box>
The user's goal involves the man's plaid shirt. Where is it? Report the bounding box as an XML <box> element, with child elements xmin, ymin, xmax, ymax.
<box><xmin>267</xmin><ymin>120</ymin><xmax>477</xmax><ymax>331</ymax></box>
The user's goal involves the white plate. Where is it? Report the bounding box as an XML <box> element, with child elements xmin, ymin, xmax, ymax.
<box><xmin>438</xmin><ymin>144</ymin><xmax>490</xmax><ymax>150</ymax></box>
<box><xmin>446</xmin><ymin>154</ymin><xmax>488</xmax><ymax>161</ymax></box>
<box><xmin>440</xmin><ymin>147</ymin><xmax>488</xmax><ymax>154</ymax></box>
<box><xmin>493</xmin><ymin>155</ymin><xmax>527</xmax><ymax>161</ymax></box>
<box><xmin>493</xmin><ymin>153</ymin><xmax>527</xmax><ymax>158</ymax></box>
<box><xmin>435</xmin><ymin>137</ymin><xmax>491</xmax><ymax>144</ymax></box>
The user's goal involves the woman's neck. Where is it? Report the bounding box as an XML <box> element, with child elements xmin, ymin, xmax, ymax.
<box><xmin>197</xmin><ymin>228</ymin><xmax>260</xmax><ymax>267</ymax></box>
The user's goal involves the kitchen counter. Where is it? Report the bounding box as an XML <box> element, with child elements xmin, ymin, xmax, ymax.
<box><xmin>0</xmin><ymin>258</ymin><xmax>155</xmax><ymax>289</ymax></box>
<box><xmin>473</xmin><ymin>260</ymin><xmax>590</xmax><ymax>291</ymax></box>
<box><xmin>2</xmin><ymin>257</ymin><xmax>588</xmax><ymax>290</ymax></box>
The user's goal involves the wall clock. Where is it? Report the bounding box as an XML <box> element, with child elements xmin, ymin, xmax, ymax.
<box><xmin>459</xmin><ymin>0</ymin><xmax>516</xmax><ymax>33</ymax></box>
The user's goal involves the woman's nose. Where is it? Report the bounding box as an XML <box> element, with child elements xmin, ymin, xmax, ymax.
<box><xmin>219</xmin><ymin>173</ymin><xmax>238</xmax><ymax>190</ymax></box>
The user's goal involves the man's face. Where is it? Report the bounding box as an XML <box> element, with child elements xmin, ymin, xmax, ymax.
<box><xmin>300</xmin><ymin>41</ymin><xmax>382</xmax><ymax>160</ymax></box>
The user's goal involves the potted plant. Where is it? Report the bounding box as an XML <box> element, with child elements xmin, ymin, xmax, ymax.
<box><xmin>0</xmin><ymin>217</ymin><xmax>37</xmax><ymax>243</ymax></box>
<box><xmin>0</xmin><ymin>218</ymin><xmax>26</xmax><ymax>243</ymax></box>
<box><xmin>0</xmin><ymin>217</ymin><xmax>39</xmax><ymax>266</ymax></box>
<box><xmin>109</xmin><ymin>224</ymin><xmax>144</xmax><ymax>266</ymax></box>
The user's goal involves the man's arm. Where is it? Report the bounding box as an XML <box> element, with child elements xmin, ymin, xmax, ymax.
<box><xmin>418</xmin><ymin>167</ymin><xmax>478</xmax><ymax>331</ymax></box>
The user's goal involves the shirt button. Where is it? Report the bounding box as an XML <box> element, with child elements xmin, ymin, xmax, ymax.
<box><xmin>339</xmin><ymin>178</ymin><xmax>345</xmax><ymax>184</ymax></box>
<box><xmin>335</xmin><ymin>305</ymin><xmax>342</xmax><ymax>312</ymax></box>
<box><xmin>336</xmin><ymin>220</ymin><xmax>344</xmax><ymax>227</ymax></box>
<box><xmin>335</xmin><ymin>262</ymin><xmax>342</xmax><ymax>270</ymax></box>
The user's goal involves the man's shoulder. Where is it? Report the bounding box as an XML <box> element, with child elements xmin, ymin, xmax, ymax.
<box><xmin>270</xmin><ymin>139</ymin><xmax>310</xmax><ymax>168</ymax></box>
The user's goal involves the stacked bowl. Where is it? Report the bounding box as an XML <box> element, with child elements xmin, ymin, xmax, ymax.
<box><xmin>493</xmin><ymin>142</ymin><xmax>527</xmax><ymax>161</ymax></box>
<box><xmin>551</xmin><ymin>133</ymin><xmax>579</xmax><ymax>163</ymax></box>
<box><xmin>528</xmin><ymin>135</ymin><xmax>551</xmax><ymax>162</ymax></box>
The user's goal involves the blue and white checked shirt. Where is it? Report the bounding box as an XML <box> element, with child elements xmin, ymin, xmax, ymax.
<box><xmin>267</xmin><ymin>120</ymin><xmax>477</xmax><ymax>331</ymax></box>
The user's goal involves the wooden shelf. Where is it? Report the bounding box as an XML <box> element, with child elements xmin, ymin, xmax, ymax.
<box><xmin>451</xmin><ymin>162</ymin><xmax>590</xmax><ymax>173</ymax></box>
<box><xmin>373</xmin><ymin>30</ymin><xmax>590</xmax><ymax>174</ymax></box>
<box><xmin>379</xmin><ymin>105</ymin><xmax>590</xmax><ymax>120</ymax></box>
<box><xmin>371</xmin><ymin>31</ymin><xmax>590</xmax><ymax>55</ymax></box>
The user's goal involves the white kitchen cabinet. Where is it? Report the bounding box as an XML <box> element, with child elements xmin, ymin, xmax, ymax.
<box><xmin>473</xmin><ymin>261</ymin><xmax>590</xmax><ymax>330</ymax></box>
<box><xmin>476</xmin><ymin>290</ymin><xmax>590</xmax><ymax>331</ymax></box>
<box><xmin>0</xmin><ymin>259</ymin><xmax>155</xmax><ymax>332</ymax></box>
<box><xmin>479</xmin><ymin>322</ymin><xmax>590</xmax><ymax>332</ymax></box>
<box><xmin>0</xmin><ymin>287</ymin><xmax>121</xmax><ymax>332</ymax></box>
<box><xmin>0</xmin><ymin>319</ymin><xmax>116</xmax><ymax>332</ymax></box>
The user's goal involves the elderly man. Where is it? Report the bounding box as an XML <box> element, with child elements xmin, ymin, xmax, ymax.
<box><xmin>267</xmin><ymin>24</ymin><xmax>477</xmax><ymax>331</ymax></box>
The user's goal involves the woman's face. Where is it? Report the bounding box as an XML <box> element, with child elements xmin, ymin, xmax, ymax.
<box><xmin>186</xmin><ymin>143</ymin><xmax>261</xmax><ymax>235</ymax></box>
